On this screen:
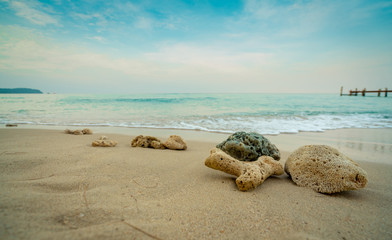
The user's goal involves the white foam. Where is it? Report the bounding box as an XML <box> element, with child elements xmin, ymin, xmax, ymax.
<box><xmin>2</xmin><ymin>113</ymin><xmax>391</xmax><ymax>135</ymax></box>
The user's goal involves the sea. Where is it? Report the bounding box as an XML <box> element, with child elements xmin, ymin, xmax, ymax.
<box><xmin>0</xmin><ymin>93</ymin><xmax>391</xmax><ymax>135</ymax></box>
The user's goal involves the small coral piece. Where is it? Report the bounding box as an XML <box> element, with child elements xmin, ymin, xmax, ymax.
<box><xmin>73</xmin><ymin>130</ymin><xmax>83</xmax><ymax>135</ymax></box>
<box><xmin>64</xmin><ymin>128</ymin><xmax>93</xmax><ymax>135</ymax></box>
<box><xmin>92</xmin><ymin>136</ymin><xmax>117</xmax><ymax>147</ymax></box>
<box><xmin>217</xmin><ymin>132</ymin><xmax>280</xmax><ymax>161</ymax></box>
<box><xmin>82</xmin><ymin>128</ymin><xmax>93</xmax><ymax>134</ymax></box>
<box><xmin>150</xmin><ymin>140</ymin><xmax>165</xmax><ymax>149</ymax></box>
<box><xmin>285</xmin><ymin>145</ymin><xmax>368</xmax><ymax>193</ymax></box>
<box><xmin>163</xmin><ymin>135</ymin><xmax>187</xmax><ymax>150</ymax></box>
<box><xmin>205</xmin><ymin>148</ymin><xmax>284</xmax><ymax>191</ymax></box>
<box><xmin>131</xmin><ymin>135</ymin><xmax>166</xmax><ymax>149</ymax></box>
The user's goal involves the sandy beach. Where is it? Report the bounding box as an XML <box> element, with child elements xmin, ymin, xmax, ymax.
<box><xmin>0</xmin><ymin>127</ymin><xmax>391</xmax><ymax>239</ymax></box>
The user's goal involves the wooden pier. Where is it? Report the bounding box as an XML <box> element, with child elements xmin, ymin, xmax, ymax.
<box><xmin>340</xmin><ymin>87</ymin><xmax>391</xmax><ymax>97</ymax></box>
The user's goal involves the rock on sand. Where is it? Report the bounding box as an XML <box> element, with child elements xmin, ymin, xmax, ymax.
<box><xmin>285</xmin><ymin>145</ymin><xmax>368</xmax><ymax>193</ymax></box>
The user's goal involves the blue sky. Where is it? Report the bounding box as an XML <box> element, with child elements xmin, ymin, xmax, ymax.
<box><xmin>0</xmin><ymin>0</ymin><xmax>391</xmax><ymax>93</ymax></box>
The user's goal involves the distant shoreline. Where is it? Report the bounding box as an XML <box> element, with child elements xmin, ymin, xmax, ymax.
<box><xmin>0</xmin><ymin>88</ymin><xmax>43</xmax><ymax>94</ymax></box>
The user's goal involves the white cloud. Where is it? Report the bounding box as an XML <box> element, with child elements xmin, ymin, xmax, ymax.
<box><xmin>134</xmin><ymin>16</ymin><xmax>153</xmax><ymax>29</ymax></box>
<box><xmin>72</xmin><ymin>12</ymin><xmax>107</xmax><ymax>27</ymax></box>
<box><xmin>88</xmin><ymin>36</ymin><xmax>106</xmax><ymax>43</ymax></box>
<box><xmin>0</xmin><ymin>26</ymin><xmax>128</xmax><ymax>72</ymax></box>
<box><xmin>0</xmin><ymin>37</ymin><xmax>273</xmax><ymax>81</ymax></box>
<box><xmin>244</xmin><ymin>0</ymin><xmax>278</xmax><ymax>19</ymax></box>
<box><xmin>8</xmin><ymin>0</ymin><xmax>59</xmax><ymax>26</ymax></box>
<box><xmin>1</xmin><ymin>22</ymin><xmax>390</xmax><ymax>93</ymax></box>
<box><xmin>0</xmin><ymin>25</ymin><xmax>275</xmax><ymax>78</ymax></box>
<box><xmin>145</xmin><ymin>44</ymin><xmax>273</xmax><ymax>74</ymax></box>
<box><xmin>241</xmin><ymin>0</ymin><xmax>338</xmax><ymax>38</ymax></box>
<box><xmin>242</xmin><ymin>0</ymin><xmax>392</xmax><ymax>39</ymax></box>
<box><xmin>118</xmin><ymin>2</ymin><xmax>139</xmax><ymax>12</ymax></box>
<box><xmin>0</xmin><ymin>38</ymin><xmax>142</xmax><ymax>75</ymax></box>
<box><xmin>0</xmin><ymin>25</ymin><xmax>285</xmax><ymax>94</ymax></box>
<box><xmin>71</xmin><ymin>12</ymin><xmax>93</xmax><ymax>21</ymax></box>
<box><xmin>348</xmin><ymin>1</ymin><xmax>392</xmax><ymax>21</ymax></box>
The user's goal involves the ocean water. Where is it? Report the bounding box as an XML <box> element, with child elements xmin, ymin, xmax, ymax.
<box><xmin>0</xmin><ymin>93</ymin><xmax>391</xmax><ymax>135</ymax></box>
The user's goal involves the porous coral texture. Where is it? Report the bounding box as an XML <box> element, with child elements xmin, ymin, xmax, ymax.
<box><xmin>82</xmin><ymin>128</ymin><xmax>93</xmax><ymax>134</ymax></box>
<box><xmin>64</xmin><ymin>128</ymin><xmax>93</xmax><ymax>135</ymax></box>
<box><xmin>131</xmin><ymin>135</ymin><xmax>166</xmax><ymax>149</ymax></box>
<box><xmin>285</xmin><ymin>145</ymin><xmax>368</xmax><ymax>193</ymax></box>
<box><xmin>92</xmin><ymin>136</ymin><xmax>117</xmax><ymax>147</ymax></box>
<box><xmin>217</xmin><ymin>132</ymin><xmax>280</xmax><ymax>161</ymax></box>
<box><xmin>205</xmin><ymin>148</ymin><xmax>284</xmax><ymax>191</ymax></box>
<box><xmin>163</xmin><ymin>135</ymin><xmax>187</xmax><ymax>150</ymax></box>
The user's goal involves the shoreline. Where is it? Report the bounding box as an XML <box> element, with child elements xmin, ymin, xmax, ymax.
<box><xmin>1</xmin><ymin>127</ymin><xmax>391</xmax><ymax>239</ymax></box>
<box><xmin>2</xmin><ymin>122</ymin><xmax>392</xmax><ymax>135</ymax></box>
<box><xmin>3</xmin><ymin>122</ymin><xmax>391</xmax><ymax>133</ymax></box>
<box><xmin>2</xmin><ymin>124</ymin><xmax>391</xmax><ymax>164</ymax></box>
<box><xmin>2</xmin><ymin>92</ymin><xmax>391</xmax><ymax>138</ymax></box>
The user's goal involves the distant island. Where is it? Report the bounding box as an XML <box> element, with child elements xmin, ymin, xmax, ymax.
<box><xmin>0</xmin><ymin>88</ymin><xmax>43</xmax><ymax>94</ymax></box>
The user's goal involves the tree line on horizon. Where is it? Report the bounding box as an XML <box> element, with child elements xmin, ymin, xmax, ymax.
<box><xmin>0</xmin><ymin>88</ymin><xmax>43</xmax><ymax>94</ymax></box>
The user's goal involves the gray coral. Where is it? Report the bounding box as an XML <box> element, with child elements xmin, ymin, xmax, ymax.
<box><xmin>217</xmin><ymin>132</ymin><xmax>280</xmax><ymax>161</ymax></box>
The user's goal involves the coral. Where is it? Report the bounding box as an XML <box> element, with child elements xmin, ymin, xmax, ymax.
<box><xmin>64</xmin><ymin>128</ymin><xmax>93</xmax><ymax>135</ymax></box>
<box><xmin>92</xmin><ymin>136</ymin><xmax>117</xmax><ymax>147</ymax></box>
<box><xmin>131</xmin><ymin>135</ymin><xmax>187</xmax><ymax>150</ymax></box>
<box><xmin>205</xmin><ymin>148</ymin><xmax>284</xmax><ymax>191</ymax></box>
<box><xmin>82</xmin><ymin>128</ymin><xmax>93</xmax><ymax>134</ymax></box>
<box><xmin>285</xmin><ymin>145</ymin><xmax>368</xmax><ymax>193</ymax></box>
<box><xmin>72</xmin><ymin>130</ymin><xmax>83</xmax><ymax>135</ymax></box>
<box><xmin>131</xmin><ymin>135</ymin><xmax>166</xmax><ymax>149</ymax></box>
<box><xmin>163</xmin><ymin>135</ymin><xmax>187</xmax><ymax>150</ymax></box>
<box><xmin>217</xmin><ymin>132</ymin><xmax>280</xmax><ymax>161</ymax></box>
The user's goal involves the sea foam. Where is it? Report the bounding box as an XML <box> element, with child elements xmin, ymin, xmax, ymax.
<box><xmin>1</xmin><ymin>93</ymin><xmax>391</xmax><ymax>135</ymax></box>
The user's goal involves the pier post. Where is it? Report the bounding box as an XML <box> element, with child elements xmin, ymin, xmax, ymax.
<box><xmin>342</xmin><ymin>87</ymin><xmax>389</xmax><ymax>97</ymax></box>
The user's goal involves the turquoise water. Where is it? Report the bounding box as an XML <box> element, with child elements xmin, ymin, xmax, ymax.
<box><xmin>0</xmin><ymin>93</ymin><xmax>391</xmax><ymax>134</ymax></box>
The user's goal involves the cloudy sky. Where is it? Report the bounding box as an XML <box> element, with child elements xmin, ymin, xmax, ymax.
<box><xmin>0</xmin><ymin>0</ymin><xmax>391</xmax><ymax>93</ymax></box>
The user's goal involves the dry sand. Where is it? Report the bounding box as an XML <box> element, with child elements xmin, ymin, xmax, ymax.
<box><xmin>0</xmin><ymin>127</ymin><xmax>391</xmax><ymax>239</ymax></box>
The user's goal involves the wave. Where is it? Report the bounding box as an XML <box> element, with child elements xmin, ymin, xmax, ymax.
<box><xmin>3</xmin><ymin>113</ymin><xmax>391</xmax><ymax>135</ymax></box>
<box><xmin>62</xmin><ymin>96</ymin><xmax>218</xmax><ymax>105</ymax></box>
<box><xmin>2</xmin><ymin>93</ymin><xmax>391</xmax><ymax>135</ymax></box>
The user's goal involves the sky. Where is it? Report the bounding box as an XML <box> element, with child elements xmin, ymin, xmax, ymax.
<box><xmin>0</xmin><ymin>0</ymin><xmax>391</xmax><ymax>94</ymax></box>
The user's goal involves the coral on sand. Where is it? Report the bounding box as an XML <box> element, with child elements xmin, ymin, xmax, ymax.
<box><xmin>217</xmin><ymin>132</ymin><xmax>280</xmax><ymax>161</ymax></box>
<box><xmin>82</xmin><ymin>128</ymin><xmax>93</xmax><ymax>135</ymax></box>
<box><xmin>131</xmin><ymin>135</ymin><xmax>166</xmax><ymax>149</ymax></box>
<box><xmin>163</xmin><ymin>135</ymin><xmax>187</xmax><ymax>150</ymax></box>
<box><xmin>285</xmin><ymin>145</ymin><xmax>368</xmax><ymax>193</ymax></box>
<box><xmin>205</xmin><ymin>148</ymin><xmax>284</xmax><ymax>191</ymax></box>
<box><xmin>131</xmin><ymin>135</ymin><xmax>187</xmax><ymax>150</ymax></box>
<box><xmin>92</xmin><ymin>136</ymin><xmax>117</xmax><ymax>147</ymax></box>
<box><xmin>64</xmin><ymin>128</ymin><xmax>93</xmax><ymax>135</ymax></box>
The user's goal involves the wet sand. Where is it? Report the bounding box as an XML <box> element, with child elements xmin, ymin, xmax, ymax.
<box><xmin>0</xmin><ymin>127</ymin><xmax>391</xmax><ymax>239</ymax></box>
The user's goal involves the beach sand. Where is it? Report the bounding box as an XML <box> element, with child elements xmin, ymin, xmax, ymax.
<box><xmin>0</xmin><ymin>127</ymin><xmax>391</xmax><ymax>239</ymax></box>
